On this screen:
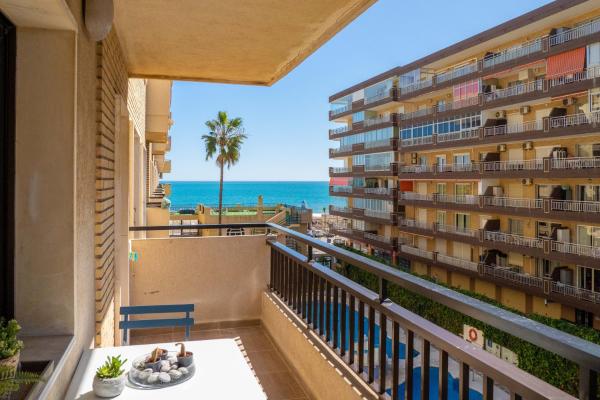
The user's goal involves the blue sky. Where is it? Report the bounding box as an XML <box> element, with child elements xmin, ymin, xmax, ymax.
<box><xmin>166</xmin><ymin>0</ymin><xmax>551</xmax><ymax>182</ymax></box>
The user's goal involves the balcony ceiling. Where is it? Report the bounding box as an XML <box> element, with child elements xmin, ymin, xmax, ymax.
<box><xmin>113</xmin><ymin>0</ymin><xmax>375</xmax><ymax>85</ymax></box>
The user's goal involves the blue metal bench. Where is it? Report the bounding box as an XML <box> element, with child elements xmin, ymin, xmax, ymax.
<box><xmin>119</xmin><ymin>304</ymin><xmax>194</xmax><ymax>344</ymax></box>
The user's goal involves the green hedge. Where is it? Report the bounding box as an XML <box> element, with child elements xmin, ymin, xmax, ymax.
<box><xmin>334</xmin><ymin>244</ymin><xmax>600</xmax><ymax>397</ymax></box>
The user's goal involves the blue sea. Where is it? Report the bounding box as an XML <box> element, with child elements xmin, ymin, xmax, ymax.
<box><xmin>162</xmin><ymin>181</ymin><xmax>344</xmax><ymax>212</ymax></box>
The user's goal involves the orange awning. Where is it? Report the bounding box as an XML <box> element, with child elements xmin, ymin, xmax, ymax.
<box><xmin>547</xmin><ymin>47</ymin><xmax>586</xmax><ymax>78</ymax></box>
<box><xmin>330</xmin><ymin>177</ymin><xmax>351</xmax><ymax>186</ymax></box>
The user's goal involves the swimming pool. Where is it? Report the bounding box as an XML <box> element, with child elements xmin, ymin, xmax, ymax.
<box><xmin>309</xmin><ymin>303</ymin><xmax>497</xmax><ymax>400</ymax></box>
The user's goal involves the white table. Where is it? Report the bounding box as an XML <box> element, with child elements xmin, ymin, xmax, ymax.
<box><xmin>65</xmin><ymin>339</ymin><xmax>267</xmax><ymax>399</ymax></box>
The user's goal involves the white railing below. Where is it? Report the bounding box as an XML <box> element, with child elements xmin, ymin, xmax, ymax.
<box><xmin>483</xmin><ymin>231</ymin><xmax>543</xmax><ymax>249</ymax></box>
<box><xmin>551</xmin><ymin>199</ymin><xmax>600</xmax><ymax>213</ymax></box>
<box><xmin>551</xmin><ymin>157</ymin><xmax>600</xmax><ymax>170</ymax></box>
<box><xmin>400</xmin><ymin>245</ymin><xmax>434</xmax><ymax>260</ymax></box>
<box><xmin>549</xmin><ymin>18</ymin><xmax>600</xmax><ymax>46</ymax></box>
<box><xmin>437</xmin><ymin>254</ymin><xmax>478</xmax><ymax>271</ymax></box>
<box><xmin>484</xmin><ymin>80</ymin><xmax>543</xmax><ymax>102</ymax></box>
<box><xmin>484</xmin><ymin>120</ymin><xmax>543</xmax><ymax>137</ymax></box>
<box><xmin>401</xmin><ymin>136</ymin><xmax>433</xmax><ymax>147</ymax></box>
<box><xmin>551</xmin><ymin>241</ymin><xmax>600</xmax><ymax>259</ymax></box>
<box><xmin>483</xmin><ymin>38</ymin><xmax>543</xmax><ymax>69</ymax></box>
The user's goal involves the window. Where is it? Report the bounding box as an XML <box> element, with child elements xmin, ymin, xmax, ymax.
<box><xmin>352</xmin><ymin>111</ymin><xmax>365</xmax><ymax>123</ymax></box>
<box><xmin>577</xmin><ymin>225</ymin><xmax>600</xmax><ymax>247</ymax></box>
<box><xmin>364</xmin><ymin>152</ymin><xmax>393</xmax><ymax>171</ymax></box>
<box><xmin>453</xmin><ymin>79</ymin><xmax>481</xmax><ymax>100</ymax></box>
<box><xmin>435</xmin><ymin>183</ymin><xmax>447</xmax><ymax>195</ymax></box>
<box><xmin>508</xmin><ymin>219</ymin><xmax>524</xmax><ymax>236</ymax></box>
<box><xmin>589</xmin><ymin>88</ymin><xmax>600</xmax><ymax>112</ymax></box>
<box><xmin>576</xmin><ymin>184</ymin><xmax>600</xmax><ymax>201</ymax></box>
<box><xmin>455</xmin><ymin>213</ymin><xmax>470</xmax><ymax>230</ymax></box>
<box><xmin>436</xmin><ymin>211</ymin><xmax>446</xmax><ymax>226</ymax></box>
<box><xmin>578</xmin><ymin>265</ymin><xmax>600</xmax><ymax>292</ymax></box>
<box><xmin>576</xmin><ymin>143</ymin><xmax>600</xmax><ymax>157</ymax></box>
<box><xmin>453</xmin><ymin>153</ymin><xmax>470</xmax><ymax>165</ymax></box>
<box><xmin>352</xmin><ymin>219</ymin><xmax>365</xmax><ymax>231</ymax></box>
<box><xmin>455</xmin><ymin>183</ymin><xmax>472</xmax><ymax>196</ymax></box>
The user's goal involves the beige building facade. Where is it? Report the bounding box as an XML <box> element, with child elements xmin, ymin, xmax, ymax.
<box><xmin>329</xmin><ymin>0</ymin><xmax>600</xmax><ymax>329</ymax></box>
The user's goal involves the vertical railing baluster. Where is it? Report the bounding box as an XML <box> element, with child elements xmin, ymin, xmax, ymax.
<box><xmin>378</xmin><ymin>313</ymin><xmax>387</xmax><ymax>394</ymax></box>
<box><xmin>439</xmin><ymin>350</ymin><xmax>448</xmax><ymax>400</ymax></box>
<box><xmin>326</xmin><ymin>281</ymin><xmax>332</xmax><ymax>343</ymax></box>
<box><xmin>269</xmin><ymin>248</ymin><xmax>274</xmax><ymax>290</ymax></box>
<box><xmin>300</xmin><ymin>266</ymin><xmax>307</xmax><ymax>319</ymax></box>
<box><xmin>340</xmin><ymin>290</ymin><xmax>346</xmax><ymax>357</ymax></box>
<box><xmin>282</xmin><ymin>255</ymin><xmax>288</xmax><ymax>301</ymax></box>
<box><xmin>291</xmin><ymin>260</ymin><xmax>297</xmax><ymax>310</ymax></box>
<box><xmin>333</xmin><ymin>286</ymin><xmax>339</xmax><ymax>349</ymax></box>
<box><xmin>319</xmin><ymin>277</ymin><xmax>325</xmax><ymax>336</ymax></box>
<box><xmin>421</xmin><ymin>339</ymin><xmax>430</xmax><ymax>400</ymax></box>
<box><xmin>406</xmin><ymin>329</ymin><xmax>414</xmax><ymax>400</ymax></box>
<box><xmin>358</xmin><ymin>300</ymin><xmax>365</xmax><ymax>374</ymax></box>
<box><xmin>392</xmin><ymin>321</ymin><xmax>400</xmax><ymax>400</ymax></box>
<box><xmin>307</xmin><ymin>271</ymin><xmax>314</xmax><ymax>325</ymax></box>
<box><xmin>313</xmin><ymin>272</ymin><xmax>319</xmax><ymax>330</ymax></box>
<box><xmin>460</xmin><ymin>362</ymin><xmax>469</xmax><ymax>400</ymax></box>
<box><xmin>349</xmin><ymin>295</ymin><xmax>355</xmax><ymax>365</ymax></box>
<box><xmin>482</xmin><ymin>375</ymin><xmax>494</xmax><ymax>400</ymax></box>
<box><xmin>368</xmin><ymin>305</ymin><xmax>375</xmax><ymax>384</ymax></box>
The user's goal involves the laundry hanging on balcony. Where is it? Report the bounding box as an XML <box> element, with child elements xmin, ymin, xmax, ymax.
<box><xmin>546</xmin><ymin>47</ymin><xmax>586</xmax><ymax>78</ymax></box>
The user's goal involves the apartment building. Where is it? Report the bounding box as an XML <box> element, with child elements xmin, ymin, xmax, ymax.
<box><xmin>329</xmin><ymin>0</ymin><xmax>600</xmax><ymax>329</ymax></box>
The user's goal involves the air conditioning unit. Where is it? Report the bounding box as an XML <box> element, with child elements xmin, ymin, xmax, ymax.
<box><xmin>496</xmin><ymin>110</ymin><xmax>507</xmax><ymax>118</ymax></box>
<box><xmin>523</xmin><ymin>141</ymin><xmax>534</xmax><ymax>150</ymax></box>
<box><xmin>497</xmin><ymin>144</ymin><xmax>507</xmax><ymax>152</ymax></box>
<box><xmin>562</xmin><ymin>97</ymin><xmax>577</xmax><ymax>106</ymax></box>
<box><xmin>522</xmin><ymin>178</ymin><xmax>533</xmax><ymax>186</ymax></box>
<box><xmin>520</xmin><ymin>105</ymin><xmax>531</xmax><ymax>115</ymax></box>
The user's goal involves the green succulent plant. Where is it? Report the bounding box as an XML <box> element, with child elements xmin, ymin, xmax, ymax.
<box><xmin>0</xmin><ymin>366</ymin><xmax>42</xmax><ymax>397</ymax></box>
<box><xmin>0</xmin><ymin>319</ymin><xmax>23</xmax><ymax>360</ymax></box>
<box><xmin>95</xmin><ymin>355</ymin><xmax>127</xmax><ymax>380</ymax></box>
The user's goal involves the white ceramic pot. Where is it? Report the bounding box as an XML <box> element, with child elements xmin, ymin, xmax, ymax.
<box><xmin>92</xmin><ymin>373</ymin><xmax>126</xmax><ymax>398</ymax></box>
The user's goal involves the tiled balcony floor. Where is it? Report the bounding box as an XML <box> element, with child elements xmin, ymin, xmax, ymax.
<box><xmin>130</xmin><ymin>324</ymin><xmax>310</xmax><ymax>400</ymax></box>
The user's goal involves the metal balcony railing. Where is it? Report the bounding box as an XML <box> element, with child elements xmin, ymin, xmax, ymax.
<box><xmin>483</xmin><ymin>38</ymin><xmax>543</xmax><ymax>69</ymax></box>
<box><xmin>363</xmin><ymin>115</ymin><xmax>393</xmax><ymax>127</ymax></box>
<box><xmin>435</xmin><ymin>194</ymin><xmax>478</xmax><ymax>205</ymax></box>
<box><xmin>400</xmin><ymin>135</ymin><xmax>433</xmax><ymax>147</ymax></box>
<box><xmin>483</xmin><ymin>120</ymin><xmax>543</xmax><ymax>137</ymax></box>
<box><xmin>483</xmin><ymin>231</ymin><xmax>544</xmax><ymax>249</ymax></box>
<box><xmin>548</xmin><ymin>65</ymin><xmax>600</xmax><ymax>88</ymax></box>
<box><xmin>481</xmin><ymin>265</ymin><xmax>544</xmax><ymax>289</ymax></box>
<box><xmin>437</xmin><ymin>253</ymin><xmax>479</xmax><ymax>271</ymax></box>
<box><xmin>331</xmin><ymin>185</ymin><xmax>353</xmax><ymax>193</ymax></box>
<box><xmin>364</xmin><ymin>139</ymin><xmax>392</xmax><ymax>149</ymax></box>
<box><xmin>436</xmin><ymin>129</ymin><xmax>479</xmax><ymax>143</ymax></box>
<box><xmin>549</xmin><ymin>110</ymin><xmax>600</xmax><ymax>128</ymax></box>
<box><xmin>398</xmin><ymin>218</ymin><xmax>429</xmax><ymax>230</ymax></box>
<box><xmin>363</xmin><ymin>209</ymin><xmax>391</xmax><ymax>220</ymax></box>
<box><xmin>399</xmin><ymin>191</ymin><xmax>432</xmax><ymax>201</ymax></box>
<box><xmin>329</xmin><ymin>206</ymin><xmax>352</xmax><ymax>214</ymax></box>
<box><xmin>400</xmin><ymin>244</ymin><xmax>434</xmax><ymax>260</ymax></box>
<box><xmin>437</xmin><ymin>223</ymin><xmax>478</xmax><ymax>237</ymax></box>
<box><xmin>551</xmin><ymin>281</ymin><xmax>600</xmax><ymax>304</ymax></box>
<box><xmin>435</xmin><ymin>62</ymin><xmax>478</xmax><ymax>83</ymax></box>
<box><xmin>483</xmin><ymin>79</ymin><xmax>543</xmax><ymax>103</ymax></box>
<box><xmin>330</xmin><ymin>104</ymin><xmax>351</xmax><ymax>116</ymax></box>
<box><xmin>399</xmin><ymin>79</ymin><xmax>433</xmax><ymax>95</ymax></box>
<box><xmin>363</xmin><ymin>232</ymin><xmax>392</xmax><ymax>244</ymax></box>
<box><xmin>482</xmin><ymin>196</ymin><xmax>543</xmax><ymax>209</ymax></box>
<box><xmin>329</xmin><ymin>125</ymin><xmax>351</xmax><ymax>135</ymax></box>
<box><xmin>400</xmin><ymin>164</ymin><xmax>433</xmax><ymax>173</ymax></box>
<box><xmin>548</xmin><ymin>17</ymin><xmax>600</xmax><ymax>46</ymax></box>
<box><xmin>550</xmin><ymin>199</ymin><xmax>600</xmax><ymax>213</ymax></box>
<box><xmin>330</xmin><ymin>145</ymin><xmax>353</xmax><ymax>155</ymax></box>
<box><xmin>364</xmin><ymin>163</ymin><xmax>392</xmax><ymax>172</ymax></box>
<box><xmin>481</xmin><ymin>159</ymin><xmax>543</xmax><ymax>172</ymax></box>
<box><xmin>130</xmin><ymin>223</ymin><xmax>599</xmax><ymax>398</ymax></box>
<box><xmin>400</xmin><ymin>107</ymin><xmax>434</xmax><ymax>120</ymax></box>
<box><xmin>364</xmin><ymin>89</ymin><xmax>392</xmax><ymax>105</ymax></box>
<box><xmin>551</xmin><ymin>156</ymin><xmax>600</xmax><ymax>170</ymax></box>
<box><xmin>331</xmin><ymin>166</ymin><xmax>351</xmax><ymax>174</ymax></box>
<box><xmin>363</xmin><ymin>187</ymin><xmax>392</xmax><ymax>195</ymax></box>
<box><xmin>551</xmin><ymin>241</ymin><xmax>600</xmax><ymax>259</ymax></box>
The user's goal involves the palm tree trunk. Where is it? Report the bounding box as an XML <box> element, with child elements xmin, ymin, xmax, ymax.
<box><xmin>218</xmin><ymin>162</ymin><xmax>224</xmax><ymax>236</ymax></box>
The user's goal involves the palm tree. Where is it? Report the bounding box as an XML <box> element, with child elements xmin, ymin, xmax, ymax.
<box><xmin>202</xmin><ymin>111</ymin><xmax>247</xmax><ymax>234</ymax></box>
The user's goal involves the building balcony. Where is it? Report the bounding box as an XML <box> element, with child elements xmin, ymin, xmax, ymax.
<box><xmin>330</xmin><ymin>139</ymin><xmax>399</xmax><ymax>159</ymax></box>
<box><xmin>329</xmin><ymin>186</ymin><xmax>397</xmax><ymax>201</ymax></box>
<box><xmin>397</xmin><ymin>242</ymin><xmax>600</xmax><ymax>315</ymax></box>
<box><xmin>399</xmin><ymin>191</ymin><xmax>600</xmax><ymax>224</ymax></box>
<box><xmin>329</xmin><ymin>225</ymin><xmax>397</xmax><ymax>252</ymax></box>
<box><xmin>398</xmin><ymin>156</ymin><xmax>600</xmax><ymax>179</ymax></box>
<box><xmin>158</xmin><ymin>159</ymin><xmax>172</xmax><ymax>173</ymax></box>
<box><xmin>399</xmin><ymin>110</ymin><xmax>600</xmax><ymax>152</ymax></box>
<box><xmin>397</xmin><ymin>218</ymin><xmax>600</xmax><ymax>273</ymax></box>
<box><xmin>329</xmin><ymin>114</ymin><xmax>399</xmax><ymax>140</ymax></box>
<box><xmin>329</xmin><ymin>89</ymin><xmax>399</xmax><ymax>121</ymax></box>
<box><xmin>329</xmin><ymin>205</ymin><xmax>353</xmax><ymax>218</ymax></box>
<box><xmin>152</xmin><ymin>135</ymin><xmax>172</xmax><ymax>155</ymax></box>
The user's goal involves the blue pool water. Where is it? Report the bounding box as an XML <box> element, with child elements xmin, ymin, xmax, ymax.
<box><xmin>162</xmin><ymin>181</ymin><xmax>345</xmax><ymax>212</ymax></box>
<box><xmin>311</xmin><ymin>304</ymin><xmax>484</xmax><ymax>400</ymax></box>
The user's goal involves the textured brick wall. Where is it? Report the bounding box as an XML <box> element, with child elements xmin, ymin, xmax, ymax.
<box><xmin>95</xmin><ymin>30</ymin><xmax>129</xmax><ymax>346</ymax></box>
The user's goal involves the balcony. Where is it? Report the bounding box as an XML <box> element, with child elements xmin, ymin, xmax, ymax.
<box><xmin>329</xmin><ymin>114</ymin><xmax>399</xmax><ymax>140</ymax></box>
<box><xmin>482</xmin><ymin>38</ymin><xmax>543</xmax><ymax>69</ymax></box>
<box><xmin>399</xmin><ymin>191</ymin><xmax>600</xmax><ymax>224</ymax></box>
<box><xmin>329</xmin><ymin>205</ymin><xmax>353</xmax><ymax>218</ymax></box>
<box><xmin>397</xmin><ymin>241</ymin><xmax>600</xmax><ymax>314</ymax></box>
<box><xmin>329</xmin><ymin>185</ymin><xmax>353</xmax><ymax>197</ymax></box>
<box><xmin>328</xmin><ymin>166</ymin><xmax>352</xmax><ymax>177</ymax></box>
<box><xmin>398</xmin><ymin>157</ymin><xmax>600</xmax><ymax>179</ymax></box>
<box><xmin>329</xmin><ymin>225</ymin><xmax>396</xmax><ymax>252</ymax></box>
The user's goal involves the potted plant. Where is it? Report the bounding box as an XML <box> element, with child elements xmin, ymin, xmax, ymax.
<box><xmin>0</xmin><ymin>320</ymin><xmax>23</xmax><ymax>377</ymax></box>
<box><xmin>93</xmin><ymin>355</ymin><xmax>128</xmax><ymax>398</ymax></box>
